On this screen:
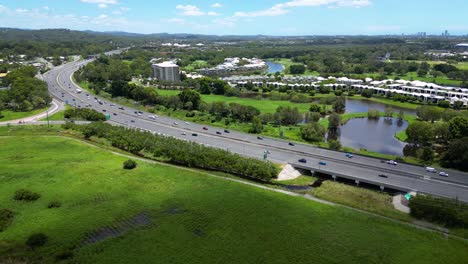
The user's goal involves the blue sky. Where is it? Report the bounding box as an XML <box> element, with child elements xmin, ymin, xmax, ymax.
<box><xmin>0</xmin><ymin>0</ymin><xmax>467</xmax><ymax>35</ymax></box>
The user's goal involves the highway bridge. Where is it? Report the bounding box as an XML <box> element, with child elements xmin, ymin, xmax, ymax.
<box><xmin>42</xmin><ymin>51</ymin><xmax>468</xmax><ymax>202</ymax></box>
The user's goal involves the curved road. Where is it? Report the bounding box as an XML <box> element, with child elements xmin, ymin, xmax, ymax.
<box><xmin>42</xmin><ymin>51</ymin><xmax>468</xmax><ymax>202</ymax></box>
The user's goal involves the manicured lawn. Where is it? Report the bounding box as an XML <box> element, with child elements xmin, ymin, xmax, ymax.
<box><xmin>0</xmin><ymin>107</ymin><xmax>48</xmax><ymax>122</ymax></box>
<box><xmin>274</xmin><ymin>175</ymin><xmax>318</xmax><ymax>186</ymax></box>
<box><xmin>39</xmin><ymin>105</ymin><xmax>72</xmax><ymax>121</ymax></box>
<box><xmin>0</xmin><ymin>136</ymin><xmax>467</xmax><ymax>263</ymax></box>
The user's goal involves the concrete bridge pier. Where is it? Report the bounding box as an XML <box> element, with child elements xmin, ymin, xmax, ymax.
<box><xmin>355</xmin><ymin>180</ymin><xmax>360</xmax><ymax>186</ymax></box>
<box><xmin>380</xmin><ymin>185</ymin><xmax>385</xmax><ymax>191</ymax></box>
<box><xmin>332</xmin><ymin>175</ymin><xmax>337</xmax><ymax>181</ymax></box>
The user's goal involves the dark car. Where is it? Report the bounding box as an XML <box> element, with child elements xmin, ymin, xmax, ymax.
<box><xmin>138</xmin><ymin>111</ymin><xmax>143</xmax><ymax>114</ymax></box>
<box><xmin>130</xmin><ymin>120</ymin><xmax>135</xmax><ymax>123</ymax></box>
<box><xmin>378</xmin><ymin>174</ymin><xmax>388</xmax><ymax>178</ymax></box>
<box><xmin>257</xmin><ymin>136</ymin><xmax>263</xmax><ymax>140</ymax></box>
<box><xmin>118</xmin><ymin>107</ymin><xmax>124</xmax><ymax>110</ymax></box>
<box><xmin>102</xmin><ymin>109</ymin><xmax>106</xmax><ymax>112</ymax></box>
<box><xmin>298</xmin><ymin>158</ymin><xmax>307</xmax><ymax>163</ymax></box>
<box><xmin>192</xmin><ymin>133</ymin><xmax>198</xmax><ymax>136</ymax></box>
<box><xmin>216</xmin><ymin>131</ymin><xmax>222</xmax><ymax>135</ymax></box>
<box><xmin>203</xmin><ymin>127</ymin><xmax>208</xmax><ymax>130</ymax></box>
<box><xmin>113</xmin><ymin>113</ymin><xmax>117</xmax><ymax>116</ymax></box>
<box><xmin>319</xmin><ymin>161</ymin><xmax>327</xmax><ymax>166</ymax></box>
<box><xmin>289</xmin><ymin>142</ymin><xmax>295</xmax><ymax>146</ymax></box>
<box><xmin>224</xmin><ymin>129</ymin><xmax>230</xmax><ymax>133</ymax></box>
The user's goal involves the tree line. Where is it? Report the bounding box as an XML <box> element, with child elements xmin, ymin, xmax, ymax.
<box><xmin>62</xmin><ymin>122</ymin><xmax>278</xmax><ymax>181</ymax></box>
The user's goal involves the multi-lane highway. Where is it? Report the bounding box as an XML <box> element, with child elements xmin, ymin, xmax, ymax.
<box><xmin>42</xmin><ymin>52</ymin><xmax>468</xmax><ymax>202</ymax></box>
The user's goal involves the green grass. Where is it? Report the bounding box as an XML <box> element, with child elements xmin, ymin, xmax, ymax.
<box><xmin>311</xmin><ymin>181</ymin><xmax>411</xmax><ymax>221</ymax></box>
<box><xmin>39</xmin><ymin>105</ymin><xmax>72</xmax><ymax>121</ymax></box>
<box><xmin>181</xmin><ymin>60</ymin><xmax>209</xmax><ymax>72</ymax></box>
<box><xmin>274</xmin><ymin>175</ymin><xmax>318</xmax><ymax>186</ymax></box>
<box><xmin>0</xmin><ymin>136</ymin><xmax>467</xmax><ymax>263</ymax></box>
<box><xmin>0</xmin><ymin>107</ymin><xmax>48</xmax><ymax>122</ymax></box>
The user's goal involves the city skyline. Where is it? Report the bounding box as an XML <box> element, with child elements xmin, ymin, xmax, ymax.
<box><xmin>0</xmin><ymin>0</ymin><xmax>467</xmax><ymax>36</ymax></box>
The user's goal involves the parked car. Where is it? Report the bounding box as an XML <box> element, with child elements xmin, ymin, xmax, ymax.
<box><xmin>386</xmin><ymin>160</ymin><xmax>398</xmax><ymax>165</ymax></box>
<box><xmin>426</xmin><ymin>167</ymin><xmax>437</xmax><ymax>173</ymax></box>
<box><xmin>298</xmin><ymin>158</ymin><xmax>307</xmax><ymax>163</ymax></box>
<box><xmin>439</xmin><ymin>172</ymin><xmax>449</xmax><ymax>177</ymax></box>
<box><xmin>319</xmin><ymin>161</ymin><xmax>327</xmax><ymax>166</ymax></box>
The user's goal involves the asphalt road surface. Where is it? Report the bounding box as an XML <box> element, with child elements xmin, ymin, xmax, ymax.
<box><xmin>42</xmin><ymin>51</ymin><xmax>468</xmax><ymax>202</ymax></box>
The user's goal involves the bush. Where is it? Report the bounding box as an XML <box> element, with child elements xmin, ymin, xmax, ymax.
<box><xmin>55</xmin><ymin>250</ymin><xmax>74</xmax><ymax>261</ymax></box>
<box><xmin>13</xmin><ymin>189</ymin><xmax>41</xmax><ymax>202</ymax></box>
<box><xmin>361</xmin><ymin>89</ymin><xmax>373</xmax><ymax>98</ymax></box>
<box><xmin>26</xmin><ymin>233</ymin><xmax>48</xmax><ymax>249</ymax></box>
<box><xmin>0</xmin><ymin>209</ymin><xmax>15</xmax><ymax>232</ymax></box>
<box><xmin>368</xmin><ymin>109</ymin><xmax>380</xmax><ymax>119</ymax></box>
<box><xmin>123</xmin><ymin>159</ymin><xmax>137</xmax><ymax>170</ymax></box>
<box><xmin>64</xmin><ymin>108</ymin><xmax>106</xmax><ymax>121</ymax></box>
<box><xmin>409</xmin><ymin>195</ymin><xmax>468</xmax><ymax>228</ymax></box>
<box><xmin>47</xmin><ymin>200</ymin><xmax>62</xmax><ymax>208</ymax></box>
<box><xmin>328</xmin><ymin>140</ymin><xmax>342</xmax><ymax>150</ymax></box>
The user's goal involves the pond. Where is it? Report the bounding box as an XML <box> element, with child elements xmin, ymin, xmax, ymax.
<box><xmin>266</xmin><ymin>61</ymin><xmax>284</xmax><ymax>74</ymax></box>
<box><xmin>333</xmin><ymin>117</ymin><xmax>408</xmax><ymax>156</ymax></box>
<box><xmin>345</xmin><ymin>98</ymin><xmax>416</xmax><ymax>115</ymax></box>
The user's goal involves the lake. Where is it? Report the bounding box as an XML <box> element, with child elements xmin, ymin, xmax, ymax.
<box><xmin>266</xmin><ymin>61</ymin><xmax>284</xmax><ymax>73</ymax></box>
<box><xmin>345</xmin><ymin>99</ymin><xmax>416</xmax><ymax>115</ymax></box>
<box><xmin>335</xmin><ymin>117</ymin><xmax>408</xmax><ymax>156</ymax></box>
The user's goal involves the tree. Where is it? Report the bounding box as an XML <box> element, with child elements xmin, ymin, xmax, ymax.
<box><xmin>416</xmin><ymin>105</ymin><xmax>442</xmax><ymax>123</ymax></box>
<box><xmin>437</xmin><ymin>100</ymin><xmax>450</xmax><ymax>108</ymax></box>
<box><xmin>406</xmin><ymin>121</ymin><xmax>434</xmax><ymax>145</ymax></box>
<box><xmin>332</xmin><ymin>96</ymin><xmax>346</xmax><ymax>113</ymax></box>
<box><xmin>26</xmin><ymin>233</ymin><xmax>48</xmax><ymax>249</ymax></box>
<box><xmin>274</xmin><ymin>106</ymin><xmax>302</xmax><ymax>126</ymax></box>
<box><xmin>289</xmin><ymin>64</ymin><xmax>306</xmax><ymax>74</ymax></box>
<box><xmin>249</xmin><ymin>116</ymin><xmax>264</xmax><ymax>134</ymax></box>
<box><xmin>434</xmin><ymin>122</ymin><xmax>450</xmax><ymax>143</ymax></box>
<box><xmin>384</xmin><ymin>106</ymin><xmax>394</xmax><ymax>119</ymax></box>
<box><xmin>398</xmin><ymin>110</ymin><xmax>404</xmax><ymax>121</ymax></box>
<box><xmin>448</xmin><ymin>116</ymin><xmax>468</xmax><ymax>139</ymax></box>
<box><xmin>368</xmin><ymin>109</ymin><xmax>380</xmax><ymax>119</ymax></box>
<box><xmin>420</xmin><ymin>147</ymin><xmax>434</xmax><ymax>162</ymax></box>
<box><xmin>309</xmin><ymin>104</ymin><xmax>321</xmax><ymax>113</ymax></box>
<box><xmin>328</xmin><ymin>139</ymin><xmax>342</xmax><ymax>150</ymax></box>
<box><xmin>440</xmin><ymin>137</ymin><xmax>468</xmax><ymax>171</ymax></box>
<box><xmin>305</xmin><ymin>112</ymin><xmax>321</xmax><ymax>123</ymax></box>
<box><xmin>301</xmin><ymin>122</ymin><xmax>326</xmax><ymax>142</ymax></box>
<box><xmin>178</xmin><ymin>89</ymin><xmax>201</xmax><ymax>110</ymax></box>
<box><xmin>453</xmin><ymin>101</ymin><xmax>464</xmax><ymax>110</ymax></box>
<box><xmin>361</xmin><ymin>89</ymin><xmax>373</xmax><ymax>98</ymax></box>
<box><xmin>328</xmin><ymin>113</ymin><xmax>341</xmax><ymax>130</ymax></box>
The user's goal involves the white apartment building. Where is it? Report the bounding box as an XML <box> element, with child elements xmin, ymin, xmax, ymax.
<box><xmin>152</xmin><ymin>61</ymin><xmax>180</xmax><ymax>82</ymax></box>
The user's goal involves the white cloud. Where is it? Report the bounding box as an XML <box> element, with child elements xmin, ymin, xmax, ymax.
<box><xmin>81</xmin><ymin>0</ymin><xmax>118</xmax><ymax>4</ymax></box>
<box><xmin>207</xmin><ymin>11</ymin><xmax>219</xmax><ymax>16</ymax></box>
<box><xmin>98</xmin><ymin>4</ymin><xmax>108</xmax><ymax>8</ymax></box>
<box><xmin>15</xmin><ymin>8</ymin><xmax>29</xmax><ymax>14</ymax></box>
<box><xmin>168</xmin><ymin>18</ymin><xmax>186</xmax><ymax>24</ymax></box>
<box><xmin>176</xmin><ymin>5</ymin><xmax>204</xmax><ymax>16</ymax></box>
<box><xmin>0</xmin><ymin>5</ymin><xmax>9</xmax><ymax>13</ymax></box>
<box><xmin>235</xmin><ymin>0</ymin><xmax>371</xmax><ymax>17</ymax></box>
<box><xmin>42</xmin><ymin>6</ymin><xmax>50</xmax><ymax>11</ymax></box>
<box><xmin>212</xmin><ymin>3</ymin><xmax>223</xmax><ymax>8</ymax></box>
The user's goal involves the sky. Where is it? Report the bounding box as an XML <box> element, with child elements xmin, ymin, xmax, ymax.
<box><xmin>0</xmin><ymin>0</ymin><xmax>467</xmax><ymax>36</ymax></box>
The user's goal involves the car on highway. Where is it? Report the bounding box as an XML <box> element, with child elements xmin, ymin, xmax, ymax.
<box><xmin>216</xmin><ymin>131</ymin><xmax>222</xmax><ymax>135</ymax></box>
<box><xmin>298</xmin><ymin>158</ymin><xmax>307</xmax><ymax>163</ymax></box>
<box><xmin>130</xmin><ymin>120</ymin><xmax>135</xmax><ymax>123</ymax></box>
<box><xmin>203</xmin><ymin>127</ymin><xmax>208</xmax><ymax>130</ymax></box>
<box><xmin>319</xmin><ymin>161</ymin><xmax>327</xmax><ymax>166</ymax></box>
<box><xmin>102</xmin><ymin>109</ymin><xmax>106</xmax><ymax>112</ymax></box>
<box><xmin>439</xmin><ymin>172</ymin><xmax>449</xmax><ymax>177</ymax></box>
<box><xmin>426</xmin><ymin>167</ymin><xmax>437</xmax><ymax>173</ymax></box>
<box><xmin>113</xmin><ymin>113</ymin><xmax>117</xmax><ymax>116</ymax></box>
<box><xmin>181</xmin><ymin>132</ymin><xmax>186</xmax><ymax>135</ymax></box>
<box><xmin>118</xmin><ymin>107</ymin><xmax>124</xmax><ymax>110</ymax></box>
<box><xmin>386</xmin><ymin>160</ymin><xmax>398</xmax><ymax>165</ymax></box>
<box><xmin>148</xmin><ymin>115</ymin><xmax>156</xmax><ymax>119</ymax></box>
<box><xmin>173</xmin><ymin>122</ymin><xmax>179</xmax><ymax>125</ymax></box>
<box><xmin>345</xmin><ymin>153</ymin><xmax>353</xmax><ymax>158</ymax></box>
<box><xmin>185</xmin><ymin>122</ymin><xmax>190</xmax><ymax>125</ymax></box>
<box><xmin>378</xmin><ymin>174</ymin><xmax>388</xmax><ymax>178</ymax></box>
<box><xmin>288</xmin><ymin>142</ymin><xmax>295</xmax><ymax>146</ymax></box>
<box><xmin>192</xmin><ymin>133</ymin><xmax>198</xmax><ymax>136</ymax></box>
<box><xmin>257</xmin><ymin>136</ymin><xmax>263</xmax><ymax>140</ymax></box>
<box><xmin>224</xmin><ymin>129</ymin><xmax>230</xmax><ymax>133</ymax></box>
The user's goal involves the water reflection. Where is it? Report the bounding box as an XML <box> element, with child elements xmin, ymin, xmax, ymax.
<box><xmin>266</xmin><ymin>61</ymin><xmax>284</xmax><ymax>73</ymax></box>
<box><xmin>335</xmin><ymin>117</ymin><xmax>407</xmax><ymax>156</ymax></box>
<box><xmin>345</xmin><ymin>99</ymin><xmax>416</xmax><ymax>115</ymax></box>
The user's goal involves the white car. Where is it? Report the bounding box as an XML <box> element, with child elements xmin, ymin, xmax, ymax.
<box><xmin>386</xmin><ymin>160</ymin><xmax>398</xmax><ymax>165</ymax></box>
<box><xmin>148</xmin><ymin>115</ymin><xmax>156</xmax><ymax>119</ymax></box>
<box><xmin>439</xmin><ymin>172</ymin><xmax>449</xmax><ymax>177</ymax></box>
<box><xmin>185</xmin><ymin>122</ymin><xmax>190</xmax><ymax>125</ymax></box>
<box><xmin>426</xmin><ymin>167</ymin><xmax>437</xmax><ymax>173</ymax></box>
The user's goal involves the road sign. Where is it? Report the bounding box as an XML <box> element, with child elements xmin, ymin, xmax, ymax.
<box><xmin>105</xmin><ymin>114</ymin><xmax>111</xmax><ymax>120</ymax></box>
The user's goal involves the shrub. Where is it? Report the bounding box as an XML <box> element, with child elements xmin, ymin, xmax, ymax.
<box><xmin>368</xmin><ymin>109</ymin><xmax>380</xmax><ymax>119</ymax></box>
<box><xmin>123</xmin><ymin>159</ymin><xmax>137</xmax><ymax>170</ymax></box>
<box><xmin>409</xmin><ymin>195</ymin><xmax>468</xmax><ymax>228</ymax></box>
<box><xmin>328</xmin><ymin>140</ymin><xmax>342</xmax><ymax>150</ymax></box>
<box><xmin>0</xmin><ymin>209</ymin><xmax>14</xmax><ymax>232</ymax></box>
<box><xmin>13</xmin><ymin>189</ymin><xmax>41</xmax><ymax>202</ymax></box>
<box><xmin>47</xmin><ymin>201</ymin><xmax>62</xmax><ymax>208</ymax></box>
<box><xmin>26</xmin><ymin>233</ymin><xmax>48</xmax><ymax>249</ymax></box>
<box><xmin>55</xmin><ymin>250</ymin><xmax>74</xmax><ymax>261</ymax></box>
<box><xmin>361</xmin><ymin>89</ymin><xmax>373</xmax><ymax>98</ymax></box>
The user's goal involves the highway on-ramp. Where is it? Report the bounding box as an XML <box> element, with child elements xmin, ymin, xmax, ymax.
<box><xmin>42</xmin><ymin>52</ymin><xmax>468</xmax><ymax>202</ymax></box>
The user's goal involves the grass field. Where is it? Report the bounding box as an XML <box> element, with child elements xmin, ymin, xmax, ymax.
<box><xmin>0</xmin><ymin>107</ymin><xmax>48</xmax><ymax>122</ymax></box>
<box><xmin>39</xmin><ymin>105</ymin><xmax>72</xmax><ymax>121</ymax></box>
<box><xmin>1</xmin><ymin>135</ymin><xmax>467</xmax><ymax>263</ymax></box>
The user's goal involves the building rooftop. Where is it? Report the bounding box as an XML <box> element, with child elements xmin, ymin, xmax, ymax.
<box><xmin>153</xmin><ymin>61</ymin><xmax>178</xmax><ymax>68</ymax></box>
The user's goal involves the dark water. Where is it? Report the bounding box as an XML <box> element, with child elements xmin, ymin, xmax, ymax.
<box><xmin>345</xmin><ymin>99</ymin><xmax>416</xmax><ymax>115</ymax></box>
<box><xmin>337</xmin><ymin>117</ymin><xmax>408</xmax><ymax>156</ymax></box>
<box><xmin>266</xmin><ymin>61</ymin><xmax>284</xmax><ymax>73</ymax></box>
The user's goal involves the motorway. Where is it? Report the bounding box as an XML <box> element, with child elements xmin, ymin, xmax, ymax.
<box><xmin>42</xmin><ymin>52</ymin><xmax>468</xmax><ymax>202</ymax></box>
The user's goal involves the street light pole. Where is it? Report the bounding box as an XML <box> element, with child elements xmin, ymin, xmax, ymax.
<box><xmin>46</xmin><ymin>110</ymin><xmax>50</xmax><ymax>128</ymax></box>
